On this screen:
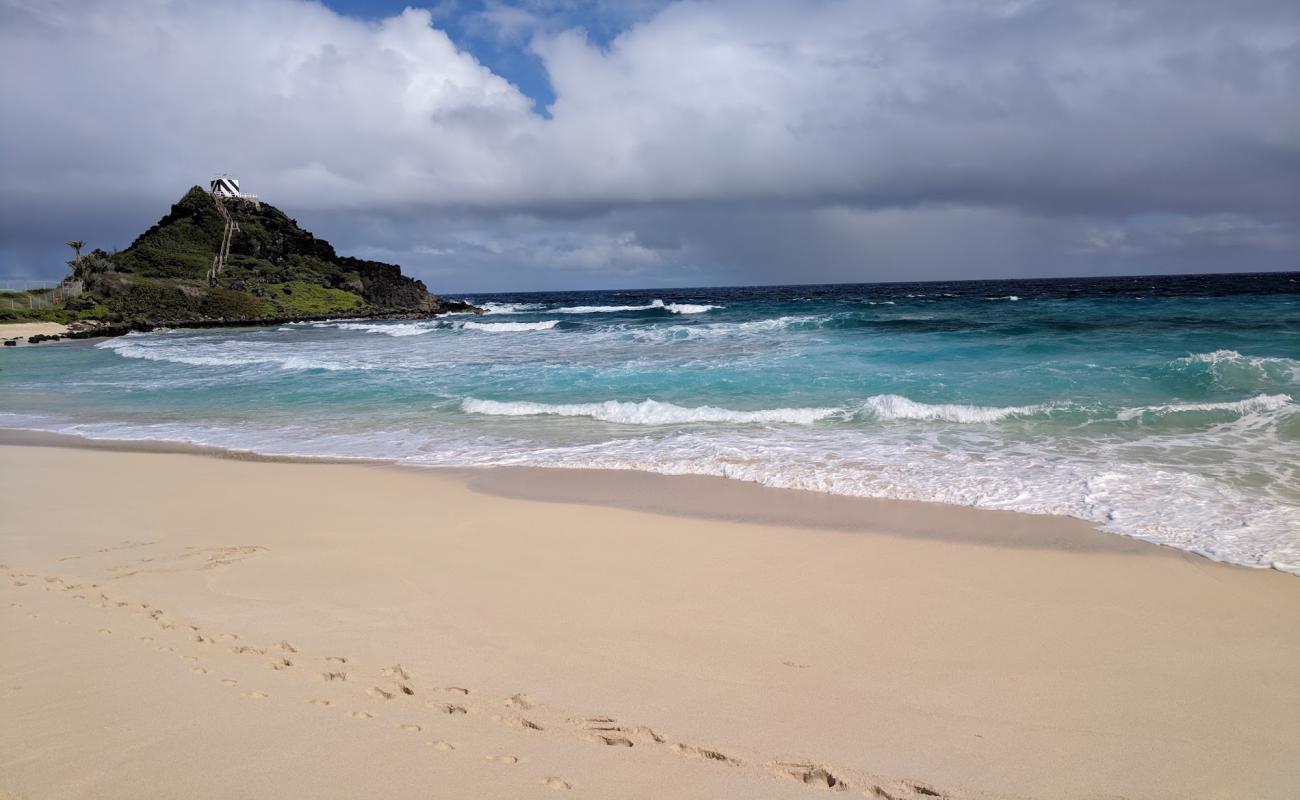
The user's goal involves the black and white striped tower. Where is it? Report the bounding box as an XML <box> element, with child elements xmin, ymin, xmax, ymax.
<box><xmin>210</xmin><ymin>176</ymin><xmax>241</xmax><ymax>197</ymax></box>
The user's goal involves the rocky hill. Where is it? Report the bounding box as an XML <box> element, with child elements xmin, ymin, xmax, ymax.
<box><xmin>37</xmin><ymin>186</ymin><xmax>476</xmax><ymax>328</ymax></box>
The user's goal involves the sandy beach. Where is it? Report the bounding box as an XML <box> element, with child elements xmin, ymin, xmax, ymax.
<box><xmin>0</xmin><ymin>322</ymin><xmax>69</xmax><ymax>342</ymax></box>
<box><xmin>2</xmin><ymin>437</ymin><xmax>1298</xmax><ymax>799</ymax></box>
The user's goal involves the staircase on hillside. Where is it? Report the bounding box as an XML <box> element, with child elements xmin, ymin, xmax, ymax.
<box><xmin>207</xmin><ymin>192</ymin><xmax>239</xmax><ymax>286</ymax></box>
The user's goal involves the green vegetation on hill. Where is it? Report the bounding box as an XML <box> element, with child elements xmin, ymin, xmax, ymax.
<box><xmin>2</xmin><ymin>186</ymin><xmax>474</xmax><ymax>326</ymax></box>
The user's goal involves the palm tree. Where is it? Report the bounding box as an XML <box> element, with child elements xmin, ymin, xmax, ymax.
<box><xmin>66</xmin><ymin>239</ymin><xmax>85</xmax><ymax>264</ymax></box>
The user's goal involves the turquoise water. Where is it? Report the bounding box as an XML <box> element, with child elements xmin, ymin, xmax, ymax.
<box><xmin>3</xmin><ymin>273</ymin><xmax>1298</xmax><ymax>572</ymax></box>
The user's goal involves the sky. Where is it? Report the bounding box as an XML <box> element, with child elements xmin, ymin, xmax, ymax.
<box><xmin>1</xmin><ymin>0</ymin><xmax>1297</xmax><ymax>293</ymax></box>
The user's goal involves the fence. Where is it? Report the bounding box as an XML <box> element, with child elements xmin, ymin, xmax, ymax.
<box><xmin>0</xmin><ymin>279</ymin><xmax>84</xmax><ymax>311</ymax></box>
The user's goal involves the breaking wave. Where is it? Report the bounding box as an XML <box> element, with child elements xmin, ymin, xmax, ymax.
<box><xmin>328</xmin><ymin>321</ymin><xmax>439</xmax><ymax>337</ymax></box>
<box><xmin>554</xmin><ymin>299</ymin><xmax>720</xmax><ymax>314</ymax></box>
<box><xmin>1116</xmin><ymin>393</ymin><xmax>1294</xmax><ymax>421</ymax></box>
<box><xmin>473</xmin><ymin>302</ymin><xmax>546</xmax><ymax>314</ymax></box>
<box><xmin>461</xmin><ymin>395</ymin><xmax>1059</xmax><ymax>426</ymax></box>
<box><xmin>856</xmin><ymin>394</ymin><xmax>1051</xmax><ymax>423</ymax></box>
<box><xmin>461</xmin><ymin>398</ymin><xmax>841</xmax><ymax>425</ymax></box>
<box><xmin>461</xmin><ymin>320</ymin><xmax>559</xmax><ymax>332</ymax></box>
<box><xmin>95</xmin><ymin>337</ymin><xmax>370</xmax><ymax>372</ymax></box>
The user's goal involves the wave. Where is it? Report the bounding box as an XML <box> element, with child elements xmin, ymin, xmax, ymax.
<box><xmin>95</xmin><ymin>338</ymin><xmax>367</xmax><ymax>371</ymax></box>
<box><xmin>855</xmin><ymin>394</ymin><xmax>1050</xmax><ymax>423</ymax></box>
<box><xmin>297</xmin><ymin>318</ymin><xmax>560</xmax><ymax>334</ymax></box>
<box><xmin>461</xmin><ymin>320</ymin><xmax>558</xmax><ymax>332</ymax></box>
<box><xmin>474</xmin><ymin>302</ymin><xmax>545</xmax><ymax>315</ymax></box>
<box><xmin>1174</xmin><ymin>350</ymin><xmax>1300</xmax><ymax>377</ymax></box>
<box><xmin>330</xmin><ymin>321</ymin><xmax>439</xmax><ymax>337</ymax></box>
<box><xmin>987</xmin><ymin>295</ymin><xmax>1021</xmax><ymax>301</ymax></box>
<box><xmin>461</xmin><ymin>398</ymin><xmax>841</xmax><ymax>425</ymax></box>
<box><xmin>554</xmin><ymin>299</ymin><xmax>720</xmax><ymax>315</ymax></box>
<box><xmin>1116</xmin><ymin>393</ymin><xmax>1294</xmax><ymax>421</ymax></box>
<box><xmin>1156</xmin><ymin>350</ymin><xmax>1300</xmax><ymax>396</ymax></box>
<box><xmin>461</xmin><ymin>394</ymin><xmax>1057</xmax><ymax>426</ymax></box>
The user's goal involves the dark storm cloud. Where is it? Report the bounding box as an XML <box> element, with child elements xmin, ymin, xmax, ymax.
<box><xmin>1</xmin><ymin>0</ymin><xmax>1296</xmax><ymax>289</ymax></box>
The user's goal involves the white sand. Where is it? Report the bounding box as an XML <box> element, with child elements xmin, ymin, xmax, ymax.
<box><xmin>0</xmin><ymin>321</ymin><xmax>68</xmax><ymax>340</ymax></box>
<box><xmin>2</xmin><ymin>442</ymin><xmax>1298</xmax><ymax>799</ymax></box>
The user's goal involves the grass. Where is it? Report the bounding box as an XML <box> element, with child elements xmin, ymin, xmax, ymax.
<box><xmin>260</xmin><ymin>281</ymin><xmax>370</xmax><ymax>315</ymax></box>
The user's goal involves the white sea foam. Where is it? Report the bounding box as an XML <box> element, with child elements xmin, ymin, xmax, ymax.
<box><xmin>1171</xmin><ymin>350</ymin><xmax>1300</xmax><ymax>384</ymax></box>
<box><xmin>1116</xmin><ymin>393</ymin><xmax>1294</xmax><ymax>420</ymax></box>
<box><xmin>664</xmin><ymin>302</ymin><xmax>720</xmax><ymax>314</ymax></box>
<box><xmin>627</xmin><ymin>316</ymin><xmax>825</xmax><ymax>342</ymax></box>
<box><xmin>461</xmin><ymin>320</ymin><xmax>559</xmax><ymax>332</ymax></box>
<box><xmin>12</xmin><ymin>406</ymin><xmax>1299</xmax><ymax>575</ymax></box>
<box><xmin>987</xmin><ymin>295</ymin><xmax>1021</xmax><ymax>301</ymax></box>
<box><xmin>554</xmin><ymin>299</ymin><xmax>720</xmax><ymax>314</ymax></box>
<box><xmin>96</xmin><ymin>337</ymin><xmax>370</xmax><ymax>371</ymax></box>
<box><xmin>855</xmin><ymin>394</ymin><xmax>1050</xmax><ymax>423</ymax></box>
<box><xmin>331</xmin><ymin>321</ymin><xmax>439</xmax><ymax>337</ymax></box>
<box><xmin>460</xmin><ymin>394</ymin><xmax>1058</xmax><ymax>426</ymax></box>
<box><xmin>461</xmin><ymin>397</ymin><xmax>840</xmax><ymax>425</ymax></box>
<box><xmin>473</xmin><ymin>302</ymin><xmax>545</xmax><ymax>314</ymax></box>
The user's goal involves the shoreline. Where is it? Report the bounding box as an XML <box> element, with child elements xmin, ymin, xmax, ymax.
<box><xmin>0</xmin><ymin>426</ymin><xmax>1191</xmax><ymax>559</ymax></box>
<box><xmin>0</xmin><ymin>304</ymin><xmax>486</xmax><ymax>347</ymax></box>
<box><xmin>2</xmin><ymin>441</ymin><xmax>1298</xmax><ymax>798</ymax></box>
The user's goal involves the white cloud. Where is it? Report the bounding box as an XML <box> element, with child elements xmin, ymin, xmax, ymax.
<box><xmin>1</xmin><ymin>0</ymin><xmax>1296</xmax><ymax>287</ymax></box>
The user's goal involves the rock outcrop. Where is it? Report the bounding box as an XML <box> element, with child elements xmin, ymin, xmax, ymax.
<box><xmin>62</xmin><ymin>186</ymin><xmax>479</xmax><ymax>326</ymax></box>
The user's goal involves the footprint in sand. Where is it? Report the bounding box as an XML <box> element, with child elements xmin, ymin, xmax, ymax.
<box><xmin>319</xmin><ymin>672</ymin><xmax>349</xmax><ymax>683</ymax></box>
<box><xmin>504</xmin><ymin>693</ymin><xmax>533</xmax><ymax>710</ymax></box>
<box><xmin>347</xmin><ymin>710</ymin><xmax>373</xmax><ymax>720</ymax></box>
<box><xmin>428</xmin><ymin>740</ymin><xmax>455</xmax><ymax>751</ymax></box>
<box><xmin>486</xmin><ymin>755</ymin><xmax>519</xmax><ymax>765</ymax></box>
<box><xmin>98</xmin><ymin>628</ymin><xmax>112</xmax><ymax>635</ymax></box>
<box><xmin>308</xmin><ymin>699</ymin><xmax>332</xmax><ymax>707</ymax></box>
<box><xmin>440</xmin><ymin>686</ymin><xmax>470</xmax><ymax>696</ymax></box>
<box><xmin>380</xmin><ymin>664</ymin><xmax>410</xmax><ymax>680</ymax></box>
<box><xmin>220</xmin><ymin>679</ymin><xmax>239</xmax><ymax>687</ymax></box>
<box><xmin>398</xmin><ymin>724</ymin><xmax>422</xmax><ymax>733</ymax></box>
<box><xmin>543</xmin><ymin>777</ymin><xmax>573</xmax><ymax>790</ymax></box>
<box><xmin>138</xmin><ymin>635</ymin><xmax>153</xmax><ymax>641</ymax></box>
<box><xmin>492</xmin><ymin>714</ymin><xmax>543</xmax><ymax>731</ymax></box>
<box><xmin>325</xmin><ymin>656</ymin><xmax>348</xmax><ymax>665</ymax></box>
<box><xmin>241</xmin><ymin>691</ymin><xmax>269</xmax><ymax>700</ymax></box>
<box><xmin>367</xmin><ymin>687</ymin><xmax>395</xmax><ymax>700</ymax></box>
<box><xmin>673</xmin><ymin>744</ymin><xmax>741</xmax><ymax>766</ymax></box>
<box><xmin>588</xmin><ymin>734</ymin><xmax>634</xmax><ymax>747</ymax></box>
<box><xmin>270</xmin><ymin>657</ymin><xmax>293</xmax><ymax>671</ymax></box>
<box><xmin>774</xmin><ymin>763</ymin><xmax>846</xmax><ymax>789</ymax></box>
<box><xmin>429</xmin><ymin>702</ymin><xmax>468</xmax><ymax>715</ymax></box>
<box><xmin>191</xmin><ymin>667</ymin><xmax>208</xmax><ymax>675</ymax></box>
<box><xmin>157</xmin><ymin>646</ymin><xmax>174</xmax><ymax>652</ymax></box>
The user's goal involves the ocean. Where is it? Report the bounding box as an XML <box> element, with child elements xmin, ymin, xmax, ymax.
<box><xmin>3</xmin><ymin>272</ymin><xmax>1298</xmax><ymax>573</ymax></box>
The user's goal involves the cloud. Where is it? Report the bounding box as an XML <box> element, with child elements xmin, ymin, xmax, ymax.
<box><xmin>1</xmin><ymin>0</ymin><xmax>1296</xmax><ymax>288</ymax></box>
